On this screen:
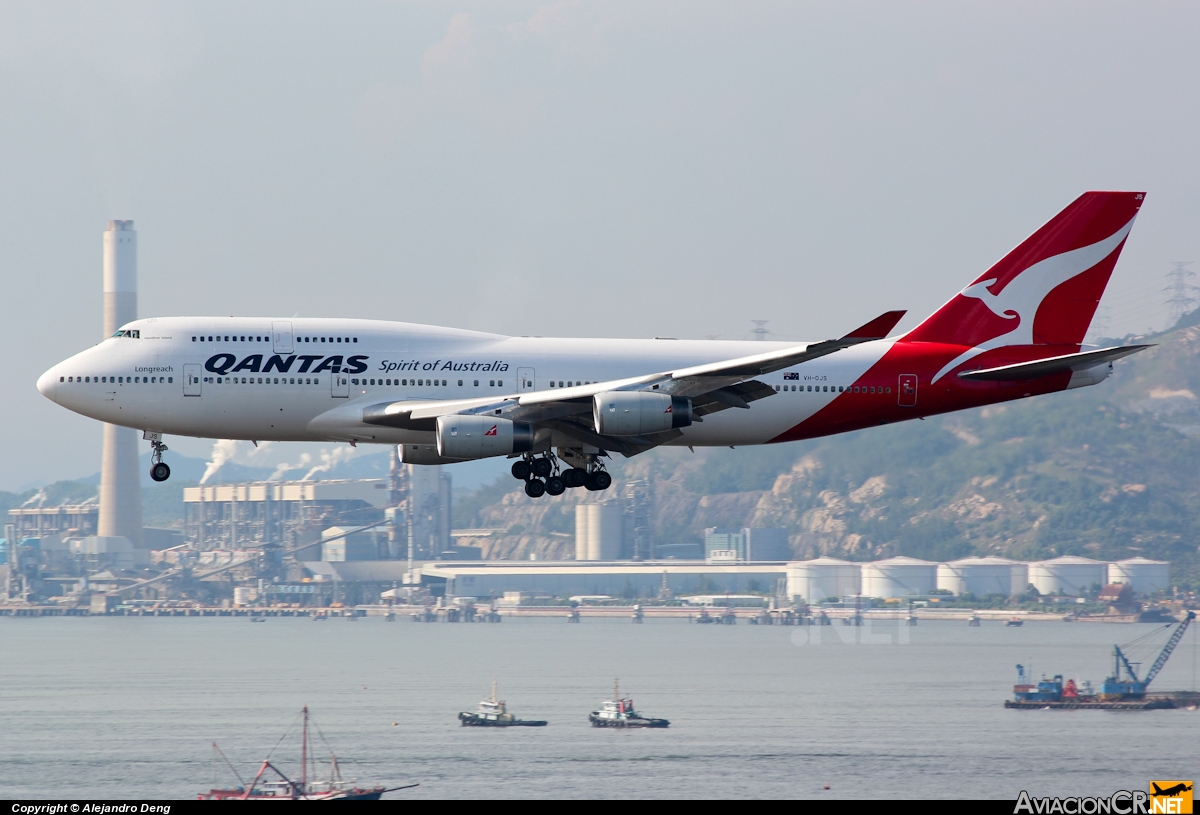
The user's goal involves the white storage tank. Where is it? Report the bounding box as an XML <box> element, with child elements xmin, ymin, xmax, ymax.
<box><xmin>937</xmin><ymin>557</ymin><xmax>1023</xmax><ymax>597</ymax></box>
<box><xmin>1108</xmin><ymin>558</ymin><xmax>1170</xmax><ymax>595</ymax></box>
<box><xmin>861</xmin><ymin>556</ymin><xmax>937</xmax><ymax>599</ymax></box>
<box><xmin>1028</xmin><ymin>556</ymin><xmax>1107</xmax><ymax>597</ymax></box>
<box><xmin>786</xmin><ymin>557</ymin><xmax>862</xmax><ymax>603</ymax></box>
<box><xmin>575</xmin><ymin>503</ymin><xmax>622</xmax><ymax>561</ymax></box>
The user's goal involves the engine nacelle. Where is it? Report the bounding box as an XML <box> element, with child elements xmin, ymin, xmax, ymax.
<box><xmin>398</xmin><ymin>443</ymin><xmax>463</xmax><ymax>465</ymax></box>
<box><xmin>1067</xmin><ymin>362</ymin><xmax>1112</xmax><ymax>390</ymax></box>
<box><xmin>593</xmin><ymin>392</ymin><xmax>692</xmax><ymax>436</ymax></box>
<box><xmin>436</xmin><ymin>415</ymin><xmax>534</xmax><ymax>459</ymax></box>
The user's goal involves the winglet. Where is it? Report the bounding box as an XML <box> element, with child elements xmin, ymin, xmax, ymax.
<box><xmin>841</xmin><ymin>310</ymin><xmax>906</xmax><ymax>341</ymax></box>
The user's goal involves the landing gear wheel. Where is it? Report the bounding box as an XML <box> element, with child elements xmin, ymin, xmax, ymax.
<box><xmin>148</xmin><ymin>436</ymin><xmax>170</xmax><ymax>482</ymax></box>
<box><xmin>545</xmin><ymin>476</ymin><xmax>566</xmax><ymax>496</ymax></box>
<box><xmin>511</xmin><ymin>460</ymin><xmax>532</xmax><ymax>480</ymax></box>
<box><xmin>524</xmin><ymin>478</ymin><xmax>546</xmax><ymax>498</ymax></box>
<box><xmin>562</xmin><ymin>468</ymin><xmax>587</xmax><ymax>488</ymax></box>
<box><xmin>585</xmin><ymin>470</ymin><xmax>613</xmax><ymax>491</ymax></box>
<box><xmin>531</xmin><ymin>457</ymin><xmax>553</xmax><ymax>478</ymax></box>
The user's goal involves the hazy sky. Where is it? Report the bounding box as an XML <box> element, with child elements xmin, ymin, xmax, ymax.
<box><xmin>2</xmin><ymin>1</ymin><xmax>1197</xmax><ymax>491</ymax></box>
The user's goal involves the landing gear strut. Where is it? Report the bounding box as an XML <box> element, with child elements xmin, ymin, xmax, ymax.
<box><xmin>510</xmin><ymin>450</ymin><xmax>611</xmax><ymax>498</ymax></box>
<box><xmin>146</xmin><ymin>433</ymin><xmax>170</xmax><ymax>482</ymax></box>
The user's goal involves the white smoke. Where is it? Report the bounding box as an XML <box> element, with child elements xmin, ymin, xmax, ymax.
<box><xmin>21</xmin><ymin>488</ymin><xmax>47</xmax><ymax>508</ymax></box>
<box><xmin>302</xmin><ymin>446</ymin><xmax>357</xmax><ymax>481</ymax></box>
<box><xmin>200</xmin><ymin>439</ymin><xmax>242</xmax><ymax>484</ymax></box>
<box><xmin>270</xmin><ymin>453</ymin><xmax>311</xmax><ymax>482</ymax></box>
<box><xmin>245</xmin><ymin>441</ymin><xmax>274</xmax><ymax>459</ymax></box>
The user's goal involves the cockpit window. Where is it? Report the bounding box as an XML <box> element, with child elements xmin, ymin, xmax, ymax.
<box><xmin>111</xmin><ymin>329</ymin><xmax>140</xmax><ymax>338</ymax></box>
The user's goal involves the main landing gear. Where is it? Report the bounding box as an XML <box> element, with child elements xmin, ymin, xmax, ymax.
<box><xmin>146</xmin><ymin>433</ymin><xmax>171</xmax><ymax>482</ymax></box>
<box><xmin>510</xmin><ymin>453</ymin><xmax>612</xmax><ymax>498</ymax></box>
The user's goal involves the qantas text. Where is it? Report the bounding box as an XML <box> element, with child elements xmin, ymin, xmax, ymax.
<box><xmin>205</xmin><ymin>355</ymin><xmax>512</xmax><ymax>376</ymax></box>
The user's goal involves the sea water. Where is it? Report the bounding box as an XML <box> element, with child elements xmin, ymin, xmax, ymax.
<box><xmin>0</xmin><ymin>616</ymin><xmax>1195</xmax><ymax>799</ymax></box>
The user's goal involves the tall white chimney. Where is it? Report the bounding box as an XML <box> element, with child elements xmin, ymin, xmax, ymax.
<box><xmin>97</xmin><ymin>220</ymin><xmax>143</xmax><ymax>546</ymax></box>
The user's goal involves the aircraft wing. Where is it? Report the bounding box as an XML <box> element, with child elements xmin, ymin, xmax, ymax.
<box><xmin>363</xmin><ymin>310</ymin><xmax>906</xmax><ymax>456</ymax></box>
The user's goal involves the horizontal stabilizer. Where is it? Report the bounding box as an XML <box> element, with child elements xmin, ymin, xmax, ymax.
<box><xmin>957</xmin><ymin>345</ymin><xmax>1152</xmax><ymax>382</ymax></box>
<box><xmin>842</xmin><ymin>310</ymin><xmax>907</xmax><ymax>340</ymax></box>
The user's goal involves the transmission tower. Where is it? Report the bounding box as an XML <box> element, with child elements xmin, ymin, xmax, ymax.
<box><xmin>623</xmin><ymin>479</ymin><xmax>654</xmax><ymax>560</ymax></box>
<box><xmin>750</xmin><ymin>320</ymin><xmax>770</xmax><ymax>341</ymax></box>
<box><xmin>1086</xmin><ymin>305</ymin><xmax>1111</xmax><ymax>345</ymax></box>
<box><xmin>1163</xmin><ymin>262</ymin><xmax>1199</xmax><ymax>328</ymax></box>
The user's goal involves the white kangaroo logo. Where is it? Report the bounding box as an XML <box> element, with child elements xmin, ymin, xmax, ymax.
<box><xmin>932</xmin><ymin>215</ymin><xmax>1137</xmax><ymax>383</ymax></box>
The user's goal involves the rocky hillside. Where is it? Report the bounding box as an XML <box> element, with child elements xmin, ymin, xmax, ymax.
<box><xmin>455</xmin><ymin>323</ymin><xmax>1200</xmax><ymax>589</ymax></box>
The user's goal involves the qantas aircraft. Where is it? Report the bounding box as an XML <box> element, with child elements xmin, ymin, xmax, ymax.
<box><xmin>39</xmin><ymin>191</ymin><xmax>1149</xmax><ymax>498</ymax></box>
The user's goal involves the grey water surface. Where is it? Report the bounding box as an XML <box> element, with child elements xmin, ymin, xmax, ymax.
<box><xmin>0</xmin><ymin>617</ymin><xmax>1195</xmax><ymax>799</ymax></box>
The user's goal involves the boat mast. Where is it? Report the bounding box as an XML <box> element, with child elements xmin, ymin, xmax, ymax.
<box><xmin>301</xmin><ymin>706</ymin><xmax>308</xmax><ymax>793</ymax></box>
<box><xmin>492</xmin><ymin>679</ymin><xmax>497</xmax><ymax>705</ymax></box>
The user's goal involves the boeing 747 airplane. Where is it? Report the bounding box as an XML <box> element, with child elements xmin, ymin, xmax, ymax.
<box><xmin>39</xmin><ymin>191</ymin><xmax>1149</xmax><ymax>498</ymax></box>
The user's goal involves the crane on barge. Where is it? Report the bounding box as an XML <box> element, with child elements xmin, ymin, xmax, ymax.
<box><xmin>1101</xmin><ymin>610</ymin><xmax>1195</xmax><ymax>699</ymax></box>
<box><xmin>1006</xmin><ymin>610</ymin><xmax>1195</xmax><ymax>709</ymax></box>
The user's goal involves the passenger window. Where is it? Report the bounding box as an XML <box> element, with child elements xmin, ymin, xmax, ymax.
<box><xmin>192</xmin><ymin>337</ymin><xmax>196</xmax><ymax>342</ymax></box>
<box><xmin>458</xmin><ymin>380</ymin><xmax>463</xmax><ymax>386</ymax></box>
<box><xmin>497</xmin><ymin>380</ymin><xmax>503</xmax><ymax>387</ymax></box>
<box><xmin>168</xmin><ymin>377</ymin><xmax>173</xmax><ymax>383</ymax></box>
<box><xmin>886</xmin><ymin>387</ymin><xmax>891</xmax><ymax>393</ymax></box>
<box><xmin>353</xmin><ymin>338</ymin><xmax>357</xmax><ymax>342</ymax></box>
<box><xmin>489</xmin><ymin>380</ymin><xmax>495</xmax><ymax>387</ymax></box>
<box><xmin>474</xmin><ymin>380</ymin><xmax>479</xmax><ymax>387</ymax></box>
<box><xmin>550</xmin><ymin>381</ymin><xmax>556</xmax><ymax>387</ymax></box>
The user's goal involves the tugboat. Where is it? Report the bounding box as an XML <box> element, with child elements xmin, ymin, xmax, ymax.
<box><xmin>199</xmin><ymin>706</ymin><xmax>415</xmax><ymax>800</ymax></box>
<box><xmin>458</xmin><ymin>682</ymin><xmax>547</xmax><ymax>727</ymax></box>
<box><xmin>588</xmin><ymin>680</ymin><xmax>669</xmax><ymax>728</ymax></box>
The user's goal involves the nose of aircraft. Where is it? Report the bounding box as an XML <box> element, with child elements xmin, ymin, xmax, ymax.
<box><xmin>37</xmin><ymin>365</ymin><xmax>60</xmax><ymax>402</ymax></box>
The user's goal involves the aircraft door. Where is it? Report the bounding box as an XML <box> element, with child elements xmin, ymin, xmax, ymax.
<box><xmin>898</xmin><ymin>374</ymin><xmax>917</xmax><ymax>407</ymax></box>
<box><xmin>272</xmin><ymin>321</ymin><xmax>293</xmax><ymax>354</ymax></box>
<box><xmin>518</xmin><ymin>367</ymin><xmax>536</xmax><ymax>392</ymax></box>
<box><xmin>184</xmin><ymin>364</ymin><xmax>203</xmax><ymax>397</ymax></box>
<box><xmin>331</xmin><ymin>373</ymin><xmax>349</xmax><ymax>398</ymax></box>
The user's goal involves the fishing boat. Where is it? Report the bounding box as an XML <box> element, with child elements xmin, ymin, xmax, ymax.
<box><xmin>199</xmin><ymin>706</ymin><xmax>415</xmax><ymax>800</ymax></box>
<box><xmin>458</xmin><ymin>682</ymin><xmax>547</xmax><ymax>727</ymax></box>
<box><xmin>588</xmin><ymin>680</ymin><xmax>669</xmax><ymax>728</ymax></box>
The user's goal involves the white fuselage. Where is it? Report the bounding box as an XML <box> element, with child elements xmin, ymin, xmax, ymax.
<box><xmin>38</xmin><ymin>316</ymin><xmax>893</xmax><ymax>450</ymax></box>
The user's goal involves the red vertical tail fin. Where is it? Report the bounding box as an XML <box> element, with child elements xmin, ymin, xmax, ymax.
<box><xmin>906</xmin><ymin>192</ymin><xmax>1145</xmax><ymax>351</ymax></box>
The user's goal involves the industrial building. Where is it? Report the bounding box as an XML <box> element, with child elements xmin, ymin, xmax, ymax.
<box><xmin>703</xmin><ymin>527</ymin><xmax>791</xmax><ymax>562</ymax></box>
<box><xmin>182</xmin><ymin>469</ymin><xmax>451</xmax><ymax>559</ymax></box>
<box><xmin>417</xmin><ymin>561</ymin><xmax>788</xmax><ymax>600</ymax></box>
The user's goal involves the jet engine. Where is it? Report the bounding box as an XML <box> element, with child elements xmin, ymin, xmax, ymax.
<box><xmin>436</xmin><ymin>415</ymin><xmax>534</xmax><ymax>459</ymax></box>
<box><xmin>1067</xmin><ymin>362</ymin><xmax>1113</xmax><ymax>390</ymax></box>
<box><xmin>593</xmin><ymin>392</ymin><xmax>692</xmax><ymax>436</ymax></box>
<box><xmin>398</xmin><ymin>443</ymin><xmax>464</xmax><ymax>465</ymax></box>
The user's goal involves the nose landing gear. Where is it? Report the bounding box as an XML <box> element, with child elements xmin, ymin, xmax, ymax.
<box><xmin>146</xmin><ymin>433</ymin><xmax>171</xmax><ymax>482</ymax></box>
